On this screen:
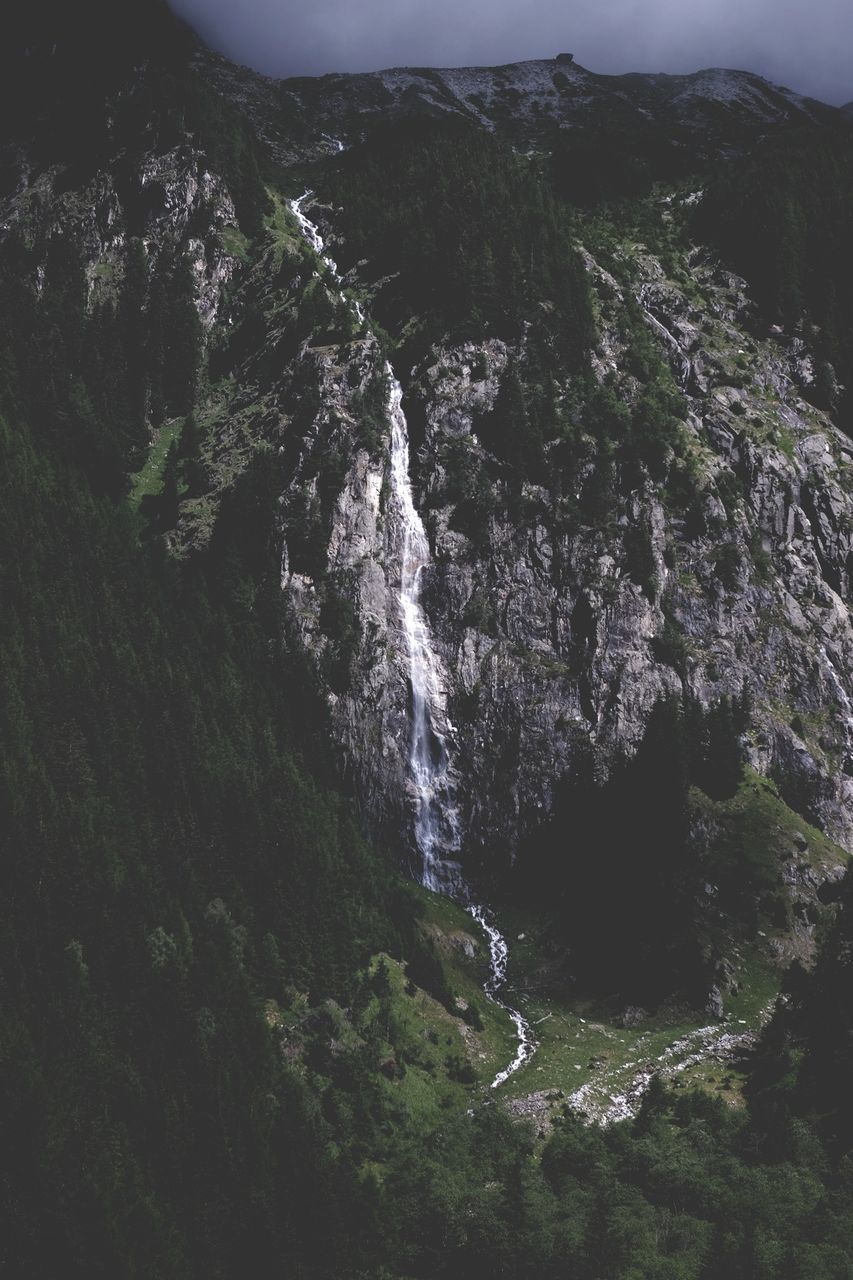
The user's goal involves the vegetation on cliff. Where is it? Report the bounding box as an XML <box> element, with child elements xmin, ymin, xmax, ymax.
<box><xmin>1</xmin><ymin>6</ymin><xmax>853</xmax><ymax>1276</ymax></box>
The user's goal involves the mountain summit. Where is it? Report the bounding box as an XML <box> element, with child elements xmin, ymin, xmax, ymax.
<box><xmin>203</xmin><ymin>50</ymin><xmax>845</xmax><ymax>166</ymax></box>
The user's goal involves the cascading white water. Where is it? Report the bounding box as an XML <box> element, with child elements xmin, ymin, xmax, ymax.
<box><xmin>468</xmin><ymin>904</ymin><xmax>537</xmax><ymax>1088</ymax></box>
<box><xmin>386</xmin><ymin>373</ymin><xmax>465</xmax><ymax>897</ymax></box>
<box><xmin>291</xmin><ymin>192</ymin><xmax>338</xmax><ymax>271</ymax></box>
<box><xmin>289</xmin><ymin>191</ymin><xmax>536</xmax><ymax>1088</ymax></box>
<box><xmin>385</xmin><ymin>372</ymin><xmax>535</xmax><ymax>1086</ymax></box>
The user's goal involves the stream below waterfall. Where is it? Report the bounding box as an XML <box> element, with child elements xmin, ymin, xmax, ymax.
<box><xmin>290</xmin><ymin>192</ymin><xmax>535</xmax><ymax>1089</ymax></box>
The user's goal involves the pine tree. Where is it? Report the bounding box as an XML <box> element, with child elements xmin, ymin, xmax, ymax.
<box><xmin>146</xmin><ymin>273</ymin><xmax>167</xmax><ymax>427</ymax></box>
<box><xmin>702</xmin><ymin>697</ymin><xmax>743</xmax><ymax>801</ymax></box>
<box><xmin>158</xmin><ymin>441</ymin><xmax>181</xmax><ymax>530</ymax></box>
<box><xmin>121</xmin><ymin>238</ymin><xmax>149</xmax><ymax>441</ymax></box>
<box><xmin>478</xmin><ymin>360</ymin><xmax>543</xmax><ymax>478</ymax></box>
<box><xmin>178</xmin><ymin>413</ymin><xmax>206</xmax><ymax>497</ymax></box>
<box><xmin>163</xmin><ymin>260</ymin><xmax>201</xmax><ymax>416</ymax></box>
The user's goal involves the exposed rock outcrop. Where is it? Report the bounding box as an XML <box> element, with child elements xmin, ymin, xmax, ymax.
<box><xmin>250</xmin><ymin>186</ymin><xmax>853</xmax><ymax>868</ymax></box>
<box><xmin>4</xmin><ymin>57</ymin><xmax>851</xmax><ymax>883</ymax></box>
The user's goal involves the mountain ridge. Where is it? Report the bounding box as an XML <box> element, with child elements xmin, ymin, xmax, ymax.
<box><xmin>202</xmin><ymin>47</ymin><xmax>848</xmax><ymax>167</ymax></box>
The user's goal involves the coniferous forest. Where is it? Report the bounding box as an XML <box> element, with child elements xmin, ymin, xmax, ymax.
<box><xmin>2</xmin><ymin>2</ymin><xmax>853</xmax><ymax>1276</ymax></box>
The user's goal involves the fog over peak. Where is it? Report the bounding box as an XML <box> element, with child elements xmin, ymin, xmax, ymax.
<box><xmin>170</xmin><ymin>0</ymin><xmax>851</xmax><ymax>106</ymax></box>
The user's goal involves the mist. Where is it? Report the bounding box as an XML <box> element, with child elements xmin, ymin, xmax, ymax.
<box><xmin>170</xmin><ymin>0</ymin><xmax>851</xmax><ymax>106</ymax></box>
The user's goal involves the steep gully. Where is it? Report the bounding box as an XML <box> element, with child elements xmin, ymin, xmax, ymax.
<box><xmin>290</xmin><ymin>193</ymin><xmax>535</xmax><ymax>1088</ymax></box>
<box><xmin>637</xmin><ymin>283</ymin><xmax>693</xmax><ymax>390</ymax></box>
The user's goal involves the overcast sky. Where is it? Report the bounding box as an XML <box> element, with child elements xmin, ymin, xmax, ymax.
<box><xmin>170</xmin><ymin>0</ymin><xmax>852</xmax><ymax>106</ymax></box>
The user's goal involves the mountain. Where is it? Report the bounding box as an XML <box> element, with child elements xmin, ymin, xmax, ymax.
<box><xmin>203</xmin><ymin>50</ymin><xmax>845</xmax><ymax>165</ymax></box>
<box><xmin>187</xmin><ymin>57</ymin><xmax>853</xmax><ymax>869</ymax></box>
<box><xmin>842</xmin><ymin>100</ymin><xmax>853</xmax><ymax>117</ymax></box>
<box><xmin>3</xmin><ymin>10</ymin><xmax>853</xmax><ymax>1275</ymax></box>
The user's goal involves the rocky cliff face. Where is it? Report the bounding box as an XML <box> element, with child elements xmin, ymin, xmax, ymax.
<box><xmin>0</xmin><ymin>140</ymin><xmax>240</xmax><ymax>341</ymax></box>
<box><xmin>3</xmin><ymin>46</ymin><xmax>851</xmax><ymax>884</ymax></box>
<box><xmin>257</xmin><ymin>185</ymin><xmax>853</xmax><ymax>871</ymax></box>
<box><xmin>426</xmin><ymin>244</ymin><xmax>853</xmax><ymax>858</ymax></box>
<box><xmin>174</xmin><ymin>51</ymin><xmax>853</xmax><ymax>875</ymax></box>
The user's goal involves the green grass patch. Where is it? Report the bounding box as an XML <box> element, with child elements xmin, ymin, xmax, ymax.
<box><xmin>92</xmin><ymin>261</ymin><xmax>118</xmax><ymax>284</ymax></box>
<box><xmin>412</xmin><ymin>887</ymin><xmax>520</xmax><ymax>1086</ymax></box>
<box><xmin>128</xmin><ymin>419</ymin><xmax>183</xmax><ymax>509</ymax></box>
<box><xmin>359</xmin><ymin>888</ymin><xmax>524</xmax><ymax>1127</ymax></box>
<box><xmin>775</xmin><ymin>425</ymin><xmax>796</xmax><ymax>461</ymax></box>
<box><xmin>491</xmin><ymin>961</ymin><xmax>768</xmax><ymax>1124</ymax></box>
<box><xmin>719</xmin><ymin>945</ymin><xmax>780</xmax><ymax>1025</ymax></box>
<box><xmin>692</xmin><ymin>768</ymin><xmax>848</xmax><ymax>921</ymax></box>
<box><xmin>488</xmin><ymin>909</ymin><xmax>716</xmax><ymax>1116</ymax></box>
<box><xmin>367</xmin><ymin>953</ymin><xmax>475</xmax><ymax>1126</ymax></box>
<box><xmin>264</xmin><ymin>186</ymin><xmax>303</xmax><ymax>249</ymax></box>
<box><xmin>221</xmin><ymin>225</ymin><xmax>251</xmax><ymax>264</ymax></box>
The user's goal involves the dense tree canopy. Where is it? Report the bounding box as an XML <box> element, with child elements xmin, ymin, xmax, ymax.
<box><xmin>325</xmin><ymin>118</ymin><xmax>594</xmax><ymax>369</ymax></box>
<box><xmin>697</xmin><ymin>127</ymin><xmax>853</xmax><ymax>429</ymax></box>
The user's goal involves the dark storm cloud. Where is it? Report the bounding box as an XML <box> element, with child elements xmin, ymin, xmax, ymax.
<box><xmin>170</xmin><ymin>0</ymin><xmax>852</xmax><ymax>106</ymax></box>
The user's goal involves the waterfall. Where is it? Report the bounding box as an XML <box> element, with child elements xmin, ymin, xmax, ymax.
<box><xmin>289</xmin><ymin>191</ymin><xmax>536</xmax><ymax>1088</ymax></box>
<box><xmin>386</xmin><ymin>372</ymin><xmax>464</xmax><ymax>896</ymax></box>
<box><xmin>385</xmin><ymin>369</ymin><xmax>536</xmax><ymax>1087</ymax></box>
<box><xmin>291</xmin><ymin>192</ymin><xmax>338</xmax><ymax>271</ymax></box>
